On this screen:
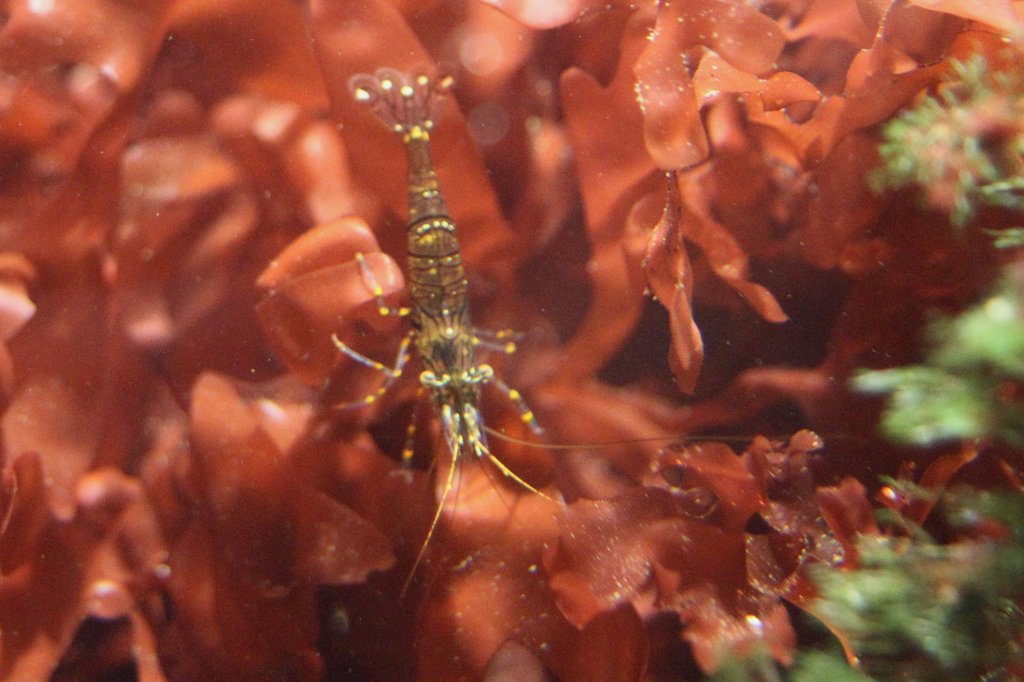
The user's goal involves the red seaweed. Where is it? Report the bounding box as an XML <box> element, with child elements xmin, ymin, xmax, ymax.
<box><xmin>1</xmin><ymin>0</ymin><xmax>1022</xmax><ymax>679</ymax></box>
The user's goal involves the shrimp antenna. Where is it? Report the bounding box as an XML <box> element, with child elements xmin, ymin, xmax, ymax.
<box><xmin>482</xmin><ymin>425</ymin><xmax>762</xmax><ymax>449</ymax></box>
<box><xmin>400</xmin><ymin>437</ymin><xmax>460</xmax><ymax>600</ymax></box>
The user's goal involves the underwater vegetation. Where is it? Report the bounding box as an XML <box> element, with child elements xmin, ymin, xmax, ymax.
<box><xmin>1</xmin><ymin>0</ymin><xmax>1023</xmax><ymax>679</ymax></box>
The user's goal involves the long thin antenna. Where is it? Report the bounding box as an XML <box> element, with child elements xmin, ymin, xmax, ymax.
<box><xmin>481</xmin><ymin>425</ymin><xmax>759</xmax><ymax>449</ymax></box>
<box><xmin>400</xmin><ymin>420</ymin><xmax>460</xmax><ymax>599</ymax></box>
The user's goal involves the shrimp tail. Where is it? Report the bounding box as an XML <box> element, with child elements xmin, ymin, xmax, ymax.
<box><xmin>348</xmin><ymin>68</ymin><xmax>453</xmax><ymax>138</ymax></box>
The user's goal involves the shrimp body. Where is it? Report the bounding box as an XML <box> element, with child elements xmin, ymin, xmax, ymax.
<box><xmin>343</xmin><ymin>70</ymin><xmax>546</xmax><ymax>591</ymax></box>
<box><xmin>349</xmin><ymin>69</ymin><xmax>495</xmax><ymax>465</ymax></box>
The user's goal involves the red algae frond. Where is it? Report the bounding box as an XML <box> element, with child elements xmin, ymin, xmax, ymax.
<box><xmin>1</xmin><ymin>0</ymin><xmax>1022</xmax><ymax>679</ymax></box>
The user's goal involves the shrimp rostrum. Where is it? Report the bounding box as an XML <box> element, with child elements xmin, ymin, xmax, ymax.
<box><xmin>336</xmin><ymin>68</ymin><xmax>551</xmax><ymax>569</ymax></box>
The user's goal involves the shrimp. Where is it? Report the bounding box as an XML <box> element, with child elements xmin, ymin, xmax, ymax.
<box><xmin>337</xmin><ymin>68</ymin><xmax>550</xmax><ymax>590</ymax></box>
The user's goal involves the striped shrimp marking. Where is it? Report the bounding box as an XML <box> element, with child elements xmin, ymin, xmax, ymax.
<box><xmin>336</xmin><ymin>68</ymin><xmax>552</xmax><ymax>588</ymax></box>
